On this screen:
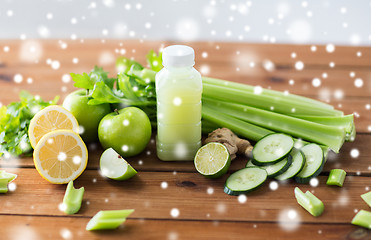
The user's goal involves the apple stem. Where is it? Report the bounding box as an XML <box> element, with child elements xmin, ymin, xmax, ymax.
<box><xmin>114</xmin><ymin>109</ymin><xmax>119</xmax><ymax>115</ymax></box>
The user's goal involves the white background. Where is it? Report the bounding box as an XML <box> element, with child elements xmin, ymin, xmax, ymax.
<box><xmin>0</xmin><ymin>0</ymin><xmax>370</xmax><ymax>45</ymax></box>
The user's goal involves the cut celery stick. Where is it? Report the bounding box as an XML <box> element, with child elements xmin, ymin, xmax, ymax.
<box><xmin>0</xmin><ymin>170</ymin><xmax>17</xmax><ymax>182</ymax></box>
<box><xmin>86</xmin><ymin>209</ymin><xmax>135</xmax><ymax>231</ymax></box>
<box><xmin>326</xmin><ymin>169</ymin><xmax>346</xmax><ymax>187</ymax></box>
<box><xmin>0</xmin><ymin>170</ymin><xmax>17</xmax><ymax>193</ymax></box>
<box><xmin>294</xmin><ymin>187</ymin><xmax>324</xmax><ymax>217</ymax></box>
<box><xmin>352</xmin><ymin>210</ymin><xmax>371</xmax><ymax>229</ymax></box>
<box><xmin>63</xmin><ymin>181</ymin><xmax>84</xmax><ymax>215</ymax></box>
<box><xmin>0</xmin><ymin>179</ymin><xmax>9</xmax><ymax>193</ymax></box>
<box><xmin>361</xmin><ymin>192</ymin><xmax>371</xmax><ymax>208</ymax></box>
<box><xmin>203</xmin><ymin>98</ymin><xmax>346</xmax><ymax>153</ymax></box>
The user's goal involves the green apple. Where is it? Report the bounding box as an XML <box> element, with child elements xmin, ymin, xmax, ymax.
<box><xmin>63</xmin><ymin>90</ymin><xmax>111</xmax><ymax>142</ymax></box>
<box><xmin>100</xmin><ymin>148</ymin><xmax>137</xmax><ymax>180</ymax></box>
<box><xmin>98</xmin><ymin>107</ymin><xmax>151</xmax><ymax>157</ymax></box>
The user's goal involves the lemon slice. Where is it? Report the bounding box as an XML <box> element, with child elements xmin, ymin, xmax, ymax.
<box><xmin>33</xmin><ymin>130</ymin><xmax>88</xmax><ymax>184</ymax></box>
<box><xmin>29</xmin><ymin>105</ymin><xmax>79</xmax><ymax>149</ymax></box>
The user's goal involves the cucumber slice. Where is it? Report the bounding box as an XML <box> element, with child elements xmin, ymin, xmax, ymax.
<box><xmin>295</xmin><ymin>144</ymin><xmax>324</xmax><ymax>183</ymax></box>
<box><xmin>252</xmin><ymin>133</ymin><xmax>294</xmax><ymax>166</ymax></box>
<box><xmin>275</xmin><ymin>148</ymin><xmax>306</xmax><ymax>181</ymax></box>
<box><xmin>224</xmin><ymin>167</ymin><xmax>267</xmax><ymax>196</ymax></box>
<box><xmin>246</xmin><ymin>155</ymin><xmax>292</xmax><ymax>178</ymax></box>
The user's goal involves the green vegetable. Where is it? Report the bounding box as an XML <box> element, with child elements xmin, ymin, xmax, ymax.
<box><xmin>202</xmin><ymin>76</ymin><xmax>334</xmax><ymax>110</ymax></box>
<box><xmin>202</xmin><ymin>83</ymin><xmax>343</xmax><ymax>117</ymax></box>
<box><xmin>252</xmin><ymin>133</ymin><xmax>294</xmax><ymax>165</ymax></box>
<box><xmin>224</xmin><ymin>167</ymin><xmax>268</xmax><ymax>196</ymax></box>
<box><xmin>361</xmin><ymin>192</ymin><xmax>371</xmax><ymax>207</ymax></box>
<box><xmin>247</xmin><ymin>155</ymin><xmax>292</xmax><ymax>178</ymax></box>
<box><xmin>326</xmin><ymin>169</ymin><xmax>346</xmax><ymax>187</ymax></box>
<box><xmin>294</xmin><ymin>187</ymin><xmax>324</xmax><ymax>217</ymax></box>
<box><xmin>63</xmin><ymin>181</ymin><xmax>84</xmax><ymax>214</ymax></box>
<box><xmin>203</xmin><ymin>98</ymin><xmax>346</xmax><ymax>153</ymax></box>
<box><xmin>0</xmin><ymin>91</ymin><xmax>59</xmax><ymax>157</ymax></box>
<box><xmin>86</xmin><ymin>209</ymin><xmax>134</xmax><ymax>231</ymax></box>
<box><xmin>295</xmin><ymin>144</ymin><xmax>325</xmax><ymax>183</ymax></box>
<box><xmin>351</xmin><ymin>210</ymin><xmax>371</xmax><ymax>229</ymax></box>
<box><xmin>66</xmin><ymin>50</ymin><xmax>352</xmax><ymax>155</ymax></box>
<box><xmin>0</xmin><ymin>170</ymin><xmax>17</xmax><ymax>193</ymax></box>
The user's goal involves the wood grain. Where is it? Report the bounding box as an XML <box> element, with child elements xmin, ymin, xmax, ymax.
<box><xmin>0</xmin><ymin>168</ymin><xmax>369</xmax><ymax>225</ymax></box>
<box><xmin>0</xmin><ymin>215</ymin><xmax>365</xmax><ymax>240</ymax></box>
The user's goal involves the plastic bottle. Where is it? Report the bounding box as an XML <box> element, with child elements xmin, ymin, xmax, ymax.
<box><xmin>156</xmin><ymin>45</ymin><xmax>202</xmax><ymax>161</ymax></box>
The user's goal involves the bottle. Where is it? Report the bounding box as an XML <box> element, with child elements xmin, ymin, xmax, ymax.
<box><xmin>156</xmin><ymin>45</ymin><xmax>202</xmax><ymax>161</ymax></box>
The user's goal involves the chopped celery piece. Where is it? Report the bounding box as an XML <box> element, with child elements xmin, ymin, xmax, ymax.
<box><xmin>0</xmin><ymin>170</ymin><xmax>17</xmax><ymax>193</ymax></box>
<box><xmin>203</xmin><ymin>98</ymin><xmax>345</xmax><ymax>153</ymax></box>
<box><xmin>63</xmin><ymin>181</ymin><xmax>84</xmax><ymax>215</ymax></box>
<box><xmin>0</xmin><ymin>179</ymin><xmax>9</xmax><ymax>193</ymax></box>
<box><xmin>326</xmin><ymin>169</ymin><xmax>346</xmax><ymax>187</ymax></box>
<box><xmin>361</xmin><ymin>192</ymin><xmax>371</xmax><ymax>208</ymax></box>
<box><xmin>86</xmin><ymin>209</ymin><xmax>135</xmax><ymax>231</ymax></box>
<box><xmin>202</xmin><ymin>77</ymin><xmax>334</xmax><ymax>110</ymax></box>
<box><xmin>294</xmin><ymin>187</ymin><xmax>324</xmax><ymax>217</ymax></box>
<box><xmin>202</xmin><ymin>83</ymin><xmax>343</xmax><ymax>117</ymax></box>
<box><xmin>352</xmin><ymin>210</ymin><xmax>371</xmax><ymax>229</ymax></box>
<box><xmin>0</xmin><ymin>170</ymin><xmax>17</xmax><ymax>182</ymax></box>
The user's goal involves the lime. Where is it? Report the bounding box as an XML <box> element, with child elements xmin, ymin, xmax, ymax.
<box><xmin>100</xmin><ymin>148</ymin><xmax>137</xmax><ymax>181</ymax></box>
<box><xmin>194</xmin><ymin>142</ymin><xmax>231</xmax><ymax>178</ymax></box>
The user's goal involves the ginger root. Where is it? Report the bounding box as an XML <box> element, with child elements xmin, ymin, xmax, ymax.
<box><xmin>204</xmin><ymin>128</ymin><xmax>253</xmax><ymax>160</ymax></box>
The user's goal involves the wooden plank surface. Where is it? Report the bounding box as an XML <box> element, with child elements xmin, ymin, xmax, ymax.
<box><xmin>0</xmin><ymin>40</ymin><xmax>370</xmax><ymax>239</ymax></box>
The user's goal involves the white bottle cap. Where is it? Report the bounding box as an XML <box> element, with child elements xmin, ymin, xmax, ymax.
<box><xmin>162</xmin><ymin>45</ymin><xmax>195</xmax><ymax>68</ymax></box>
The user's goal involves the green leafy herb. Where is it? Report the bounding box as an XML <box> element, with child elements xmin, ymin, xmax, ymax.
<box><xmin>146</xmin><ymin>50</ymin><xmax>162</xmax><ymax>72</ymax></box>
<box><xmin>0</xmin><ymin>91</ymin><xmax>59</xmax><ymax>157</ymax></box>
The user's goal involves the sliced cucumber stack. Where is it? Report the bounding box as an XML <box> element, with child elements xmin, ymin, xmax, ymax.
<box><xmin>252</xmin><ymin>133</ymin><xmax>294</xmax><ymax>166</ymax></box>
<box><xmin>246</xmin><ymin>155</ymin><xmax>292</xmax><ymax>178</ymax></box>
<box><xmin>224</xmin><ymin>167</ymin><xmax>267</xmax><ymax>196</ymax></box>
<box><xmin>275</xmin><ymin>148</ymin><xmax>306</xmax><ymax>181</ymax></box>
<box><xmin>295</xmin><ymin>144</ymin><xmax>325</xmax><ymax>183</ymax></box>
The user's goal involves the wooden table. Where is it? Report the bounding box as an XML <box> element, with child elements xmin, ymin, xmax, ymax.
<box><xmin>0</xmin><ymin>40</ymin><xmax>370</xmax><ymax>239</ymax></box>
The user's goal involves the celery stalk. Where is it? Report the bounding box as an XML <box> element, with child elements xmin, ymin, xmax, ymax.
<box><xmin>202</xmin><ymin>105</ymin><xmax>273</xmax><ymax>142</ymax></box>
<box><xmin>202</xmin><ymin>76</ymin><xmax>334</xmax><ymax>110</ymax></box>
<box><xmin>0</xmin><ymin>170</ymin><xmax>17</xmax><ymax>182</ymax></box>
<box><xmin>361</xmin><ymin>192</ymin><xmax>371</xmax><ymax>208</ymax></box>
<box><xmin>352</xmin><ymin>210</ymin><xmax>371</xmax><ymax>229</ymax></box>
<box><xmin>292</xmin><ymin>115</ymin><xmax>355</xmax><ymax>142</ymax></box>
<box><xmin>203</xmin><ymin>98</ymin><xmax>345</xmax><ymax>153</ymax></box>
<box><xmin>326</xmin><ymin>169</ymin><xmax>346</xmax><ymax>187</ymax></box>
<box><xmin>202</xmin><ymin>83</ymin><xmax>343</xmax><ymax>116</ymax></box>
<box><xmin>294</xmin><ymin>187</ymin><xmax>324</xmax><ymax>217</ymax></box>
<box><xmin>63</xmin><ymin>181</ymin><xmax>84</xmax><ymax>215</ymax></box>
<box><xmin>86</xmin><ymin>209</ymin><xmax>135</xmax><ymax>231</ymax></box>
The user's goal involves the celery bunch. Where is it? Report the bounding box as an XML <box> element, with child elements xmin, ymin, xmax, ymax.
<box><xmin>71</xmin><ymin>50</ymin><xmax>353</xmax><ymax>154</ymax></box>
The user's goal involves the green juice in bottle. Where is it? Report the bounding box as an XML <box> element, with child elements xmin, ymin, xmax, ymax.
<box><xmin>156</xmin><ymin>45</ymin><xmax>202</xmax><ymax>161</ymax></box>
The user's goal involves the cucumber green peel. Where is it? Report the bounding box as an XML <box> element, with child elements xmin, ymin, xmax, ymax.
<box><xmin>294</xmin><ymin>187</ymin><xmax>324</xmax><ymax>217</ymax></box>
<box><xmin>0</xmin><ymin>170</ymin><xmax>17</xmax><ymax>193</ymax></box>
<box><xmin>86</xmin><ymin>209</ymin><xmax>135</xmax><ymax>231</ymax></box>
<box><xmin>63</xmin><ymin>180</ymin><xmax>84</xmax><ymax>215</ymax></box>
<box><xmin>361</xmin><ymin>192</ymin><xmax>371</xmax><ymax>208</ymax></box>
<box><xmin>326</xmin><ymin>169</ymin><xmax>346</xmax><ymax>187</ymax></box>
<box><xmin>352</xmin><ymin>210</ymin><xmax>371</xmax><ymax>229</ymax></box>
